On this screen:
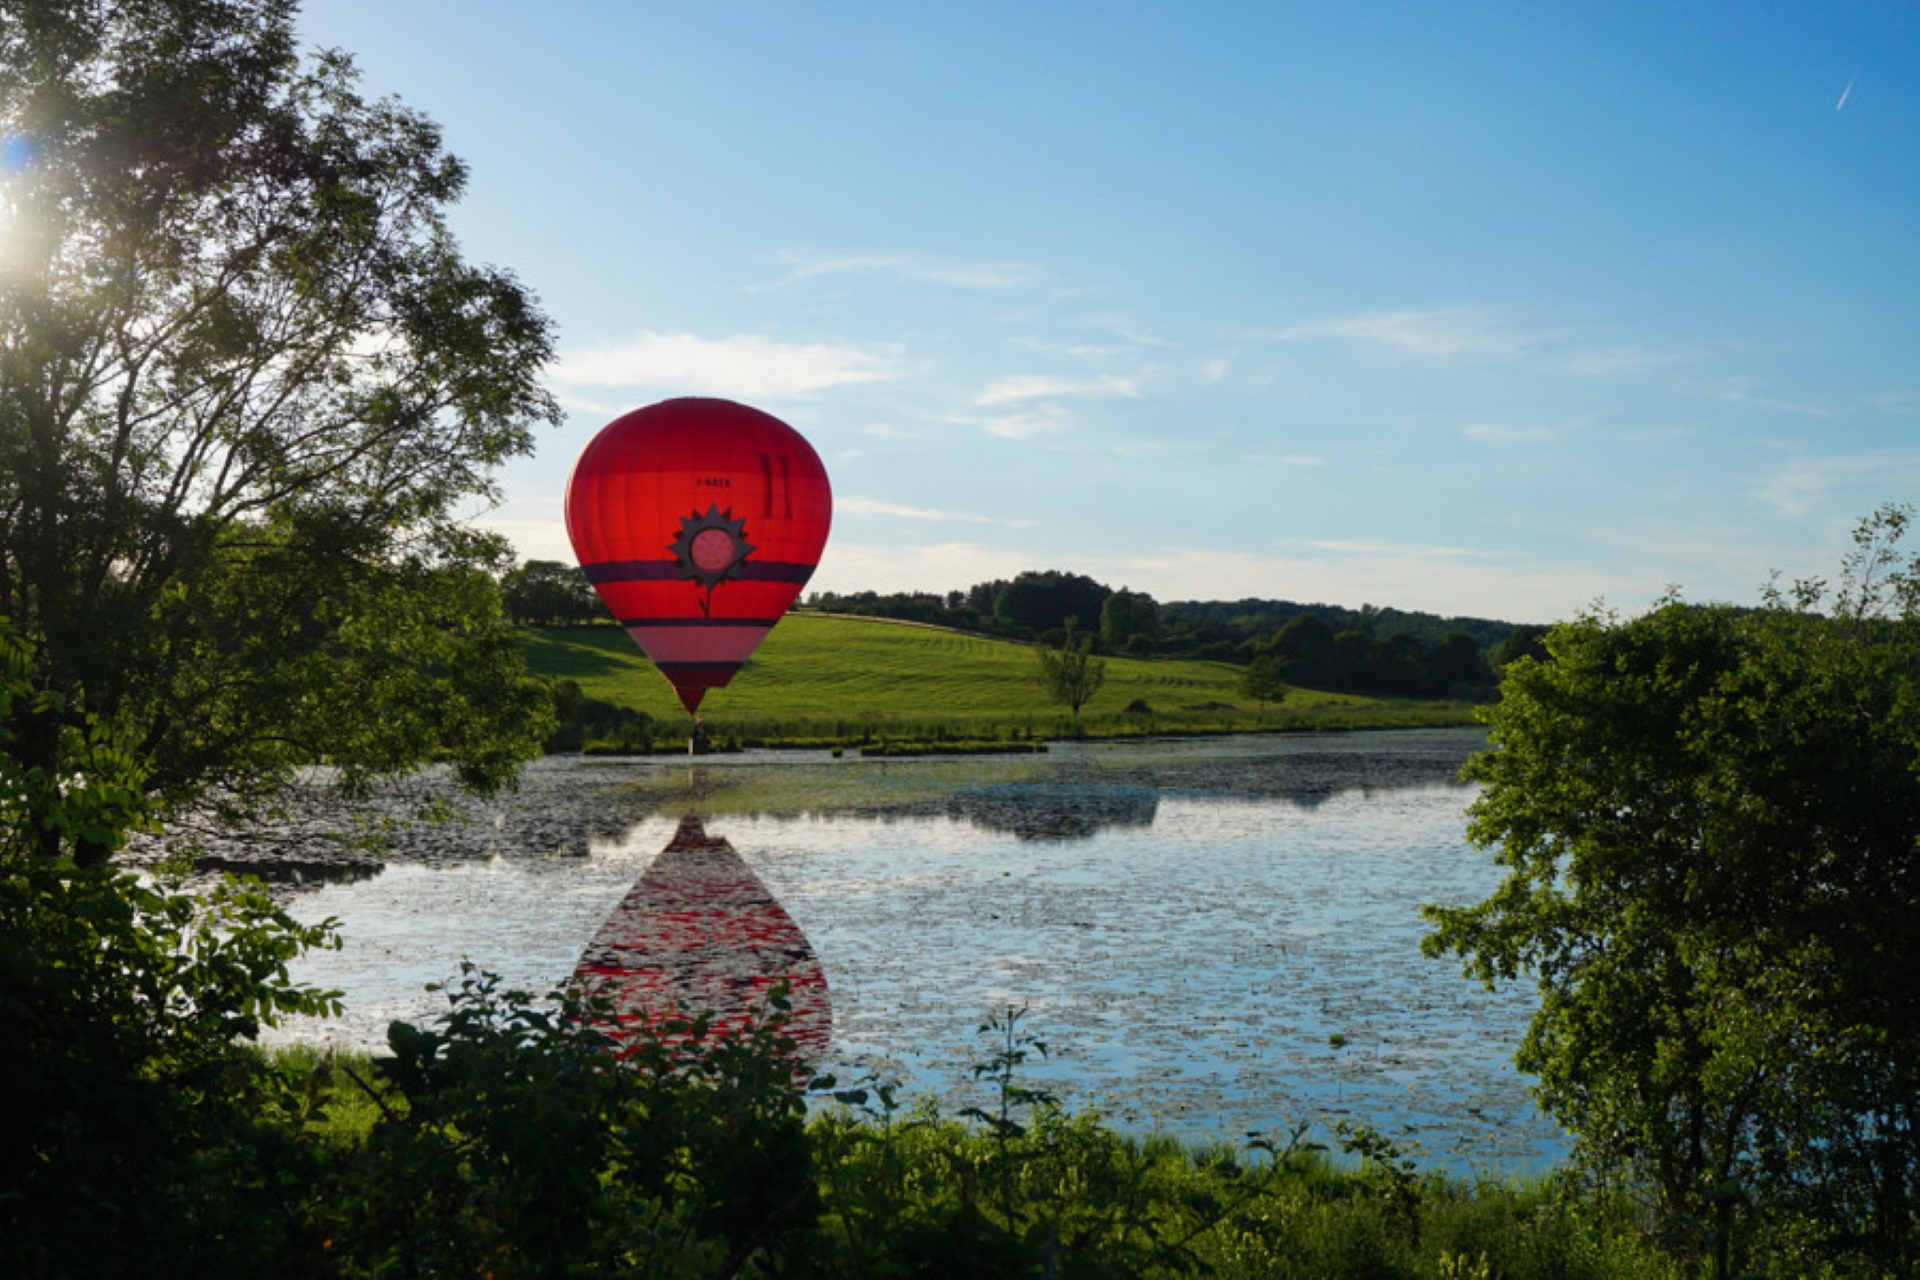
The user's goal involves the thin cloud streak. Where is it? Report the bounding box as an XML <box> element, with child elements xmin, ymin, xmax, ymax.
<box><xmin>956</xmin><ymin>403</ymin><xmax>1075</xmax><ymax>439</ymax></box>
<box><xmin>1265</xmin><ymin>307</ymin><xmax>1540</xmax><ymax>360</ymax></box>
<box><xmin>1758</xmin><ymin>448</ymin><xmax>1920</xmax><ymax>515</ymax></box>
<box><xmin>837</xmin><ymin>495</ymin><xmax>1031</xmax><ymax>526</ymax></box>
<box><xmin>1562</xmin><ymin>346</ymin><xmax>1691</xmax><ymax>376</ymax></box>
<box><xmin>1462</xmin><ymin>424</ymin><xmax>1555</xmax><ymax>444</ymax></box>
<box><xmin>1697</xmin><ymin>379</ymin><xmax>1831</xmax><ymax>418</ymax></box>
<box><xmin>974</xmin><ymin>374</ymin><xmax>1141</xmax><ymax>406</ymax></box>
<box><xmin>770</xmin><ymin>248</ymin><xmax>1032</xmax><ymax>290</ymax></box>
<box><xmin>1303</xmin><ymin>538</ymin><xmax>1506</xmax><ymax>561</ymax></box>
<box><xmin>551</xmin><ymin>331</ymin><xmax>901</xmax><ymax>398</ymax></box>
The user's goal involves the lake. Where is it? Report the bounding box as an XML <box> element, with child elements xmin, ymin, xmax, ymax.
<box><xmin>249</xmin><ymin>728</ymin><xmax>1565</xmax><ymax>1174</ymax></box>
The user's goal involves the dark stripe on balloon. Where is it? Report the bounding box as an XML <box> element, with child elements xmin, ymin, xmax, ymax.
<box><xmin>621</xmin><ymin>617</ymin><xmax>781</xmax><ymax>629</ymax></box>
<box><xmin>583</xmin><ymin>560</ymin><xmax>816</xmax><ymax>585</ymax></box>
<box><xmin>654</xmin><ymin>661</ymin><xmax>744</xmax><ymax>675</ymax></box>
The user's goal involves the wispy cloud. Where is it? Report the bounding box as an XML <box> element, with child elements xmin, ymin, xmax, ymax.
<box><xmin>837</xmin><ymin>495</ymin><xmax>1034</xmax><ymax>526</ymax></box>
<box><xmin>770</xmin><ymin>248</ymin><xmax>1032</xmax><ymax>290</ymax></box>
<box><xmin>1303</xmin><ymin>538</ymin><xmax>1505</xmax><ymax>561</ymax></box>
<box><xmin>1266</xmin><ymin>307</ymin><xmax>1539</xmax><ymax>361</ymax></box>
<box><xmin>976</xmin><ymin>403</ymin><xmax>1074</xmax><ymax>439</ymax></box>
<box><xmin>1697</xmin><ymin>379</ymin><xmax>1830</xmax><ymax>418</ymax></box>
<box><xmin>551</xmin><ymin>331</ymin><xmax>901</xmax><ymax>398</ymax></box>
<box><xmin>1758</xmin><ymin>448</ymin><xmax>1920</xmax><ymax>515</ymax></box>
<box><xmin>1462</xmin><ymin>424</ymin><xmax>1555</xmax><ymax>444</ymax></box>
<box><xmin>974</xmin><ymin>374</ymin><xmax>1141</xmax><ymax>406</ymax></box>
<box><xmin>1836</xmin><ymin>76</ymin><xmax>1855</xmax><ymax>111</ymax></box>
<box><xmin>1246</xmin><ymin>451</ymin><xmax>1328</xmax><ymax>467</ymax></box>
<box><xmin>1562</xmin><ymin>346</ymin><xmax>1690</xmax><ymax>377</ymax></box>
<box><xmin>1871</xmin><ymin>390</ymin><xmax>1920</xmax><ymax>417</ymax></box>
<box><xmin>1113</xmin><ymin>440</ymin><xmax>1197</xmax><ymax>458</ymax></box>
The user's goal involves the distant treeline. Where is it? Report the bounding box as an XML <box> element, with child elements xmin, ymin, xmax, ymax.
<box><xmin>802</xmin><ymin>570</ymin><xmax>1546</xmax><ymax>696</ymax></box>
<box><xmin>504</xmin><ymin>560</ymin><xmax>1547</xmax><ymax>699</ymax></box>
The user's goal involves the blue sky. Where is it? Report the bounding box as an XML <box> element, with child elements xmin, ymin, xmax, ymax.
<box><xmin>301</xmin><ymin>2</ymin><xmax>1919</xmax><ymax>624</ymax></box>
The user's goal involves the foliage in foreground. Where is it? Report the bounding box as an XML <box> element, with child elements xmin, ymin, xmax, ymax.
<box><xmin>1426</xmin><ymin>505</ymin><xmax>1920</xmax><ymax>1279</ymax></box>
<box><xmin>0</xmin><ymin>620</ymin><xmax>346</xmax><ymax>1276</ymax></box>
<box><xmin>280</xmin><ymin>983</ymin><xmax>1679</xmax><ymax>1280</ymax></box>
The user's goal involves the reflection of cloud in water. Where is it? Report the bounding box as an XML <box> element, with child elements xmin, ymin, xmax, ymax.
<box><xmin>574</xmin><ymin>814</ymin><xmax>831</xmax><ymax>1065</ymax></box>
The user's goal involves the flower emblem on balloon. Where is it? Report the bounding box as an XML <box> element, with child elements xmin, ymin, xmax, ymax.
<box><xmin>669</xmin><ymin>504</ymin><xmax>756</xmax><ymax>610</ymax></box>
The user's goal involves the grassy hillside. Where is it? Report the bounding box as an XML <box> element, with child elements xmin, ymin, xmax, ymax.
<box><xmin>520</xmin><ymin>615</ymin><xmax>1474</xmax><ymax>746</ymax></box>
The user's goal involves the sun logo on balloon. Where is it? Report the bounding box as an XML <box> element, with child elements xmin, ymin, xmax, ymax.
<box><xmin>669</xmin><ymin>504</ymin><xmax>756</xmax><ymax>614</ymax></box>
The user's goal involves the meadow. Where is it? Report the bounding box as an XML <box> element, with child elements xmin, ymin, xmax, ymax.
<box><xmin>519</xmin><ymin>614</ymin><xmax>1477</xmax><ymax>750</ymax></box>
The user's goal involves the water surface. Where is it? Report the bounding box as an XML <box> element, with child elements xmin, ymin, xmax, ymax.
<box><xmin>253</xmin><ymin>729</ymin><xmax>1564</xmax><ymax>1172</ymax></box>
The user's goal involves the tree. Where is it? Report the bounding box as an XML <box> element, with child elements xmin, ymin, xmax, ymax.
<box><xmin>995</xmin><ymin>570</ymin><xmax>1111</xmax><ymax>638</ymax></box>
<box><xmin>1260</xmin><ymin>613</ymin><xmax>1339</xmax><ymax>688</ymax></box>
<box><xmin>1486</xmin><ymin>621</ymin><xmax>1549</xmax><ymax>670</ymax></box>
<box><xmin>1032</xmin><ymin>616</ymin><xmax>1107</xmax><ymax>717</ymax></box>
<box><xmin>503</xmin><ymin>559</ymin><xmax>603</xmax><ymax>627</ymax></box>
<box><xmin>1423</xmin><ymin>506</ymin><xmax>1920</xmax><ymax>1277</ymax></box>
<box><xmin>1368</xmin><ymin>630</ymin><xmax>1429</xmax><ymax>695</ymax></box>
<box><xmin>1099</xmin><ymin>586</ymin><xmax>1160</xmax><ymax>654</ymax></box>
<box><xmin>1240</xmin><ymin>653</ymin><xmax>1287</xmax><ymax>708</ymax></box>
<box><xmin>1423</xmin><ymin>629</ymin><xmax>1490</xmax><ymax>693</ymax></box>
<box><xmin>0</xmin><ymin>0</ymin><xmax>560</xmax><ymax>851</ymax></box>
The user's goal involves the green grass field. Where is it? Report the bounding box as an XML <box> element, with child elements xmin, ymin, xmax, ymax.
<box><xmin>519</xmin><ymin>614</ymin><xmax>1475</xmax><ymax>746</ymax></box>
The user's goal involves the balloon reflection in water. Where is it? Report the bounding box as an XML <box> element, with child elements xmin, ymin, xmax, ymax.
<box><xmin>572</xmin><ymin>814</ymin><xmax>831</xmax><ymax>1064</ymax></box>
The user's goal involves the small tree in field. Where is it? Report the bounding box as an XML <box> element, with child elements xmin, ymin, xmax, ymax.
<box><xmin>1033</xmin><ymin>617</ymin><xmax>1107</xmax><ymax>716</ymax></box>
<box><xmin>1241</xmin><ymin>654</ymin><xmax>1287</xmax><ymax>708</ymax></box>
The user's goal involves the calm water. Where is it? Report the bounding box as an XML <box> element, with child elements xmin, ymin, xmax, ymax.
<box><xmin>256</xmin><ymin>729</ymin><xmax>1565</xmax><ymax>1173</ymax></box>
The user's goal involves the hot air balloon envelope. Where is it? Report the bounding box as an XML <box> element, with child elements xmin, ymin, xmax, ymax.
<box><xmin>565</xmin><ymin>398</ymin><xmax>832</xmax><ymax>713</ymax></box>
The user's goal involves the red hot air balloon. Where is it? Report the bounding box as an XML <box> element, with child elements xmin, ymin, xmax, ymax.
<box><xmin>565</xmin><ymin>398</ymin><xmax>832</xmax><ymax>715</ymax></box>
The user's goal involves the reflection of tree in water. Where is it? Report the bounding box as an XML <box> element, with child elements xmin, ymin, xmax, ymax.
<box><xmin>929</xmin><ymin>741</ymin><xmax>1471</xmax><ymax>839</ymax></box>
<box><xmin>124</xmin><ymin>763</ymin><xmax>675</xmax><ymax>887</ymax></box>
<box><xmin>1052</xmin><ymin>747</ymin><xmax>1473</xmax><ymax>806</ymax></box>
<box><xmin>132</xmin><ymin>732</ymin><xmax>1483</xmax><ymax>883</ymax></box>
<box><xmin>944</xmin><ymin>783</ymin><xmax>1159</xmax><ymax>842</ymax></box>
<box><xmin>190</xmin><ymin>856</ymin><xmax>384</xmax><ymax>889</ymax></box>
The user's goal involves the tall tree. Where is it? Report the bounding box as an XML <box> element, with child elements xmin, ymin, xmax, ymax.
<box><xmin>1423</xmin><ymin>629</ymin><xmax>1490</xmax><ymax>692</ymax></box>
<box><xmin>994</xmin><ymin>569</ymin><xmax>1111</xmax><ymax>638</ymax></box>
<box><xmin>0</xmin><ymin>0</ymin><xmax>560</xmax><ymax>852</ymax></box>
<box><xmin>502</xmin><ymin>559</ymin><xmax>603</xmax><ymax>627</ymax></box>
<box><xmin>1260</xmin><ymin>613</ymin><xmax>1338</xmax><ymax>688</ymax></box>
<box><xmin>1423</xmin><ymin>506</ymin><xmax>1920</xmax><ymax>1277</ymax></box>
<box><xmin>1099</xmin><ymin>586</ymin><xmax>1160</xmax><ymax>654</ymax></box>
